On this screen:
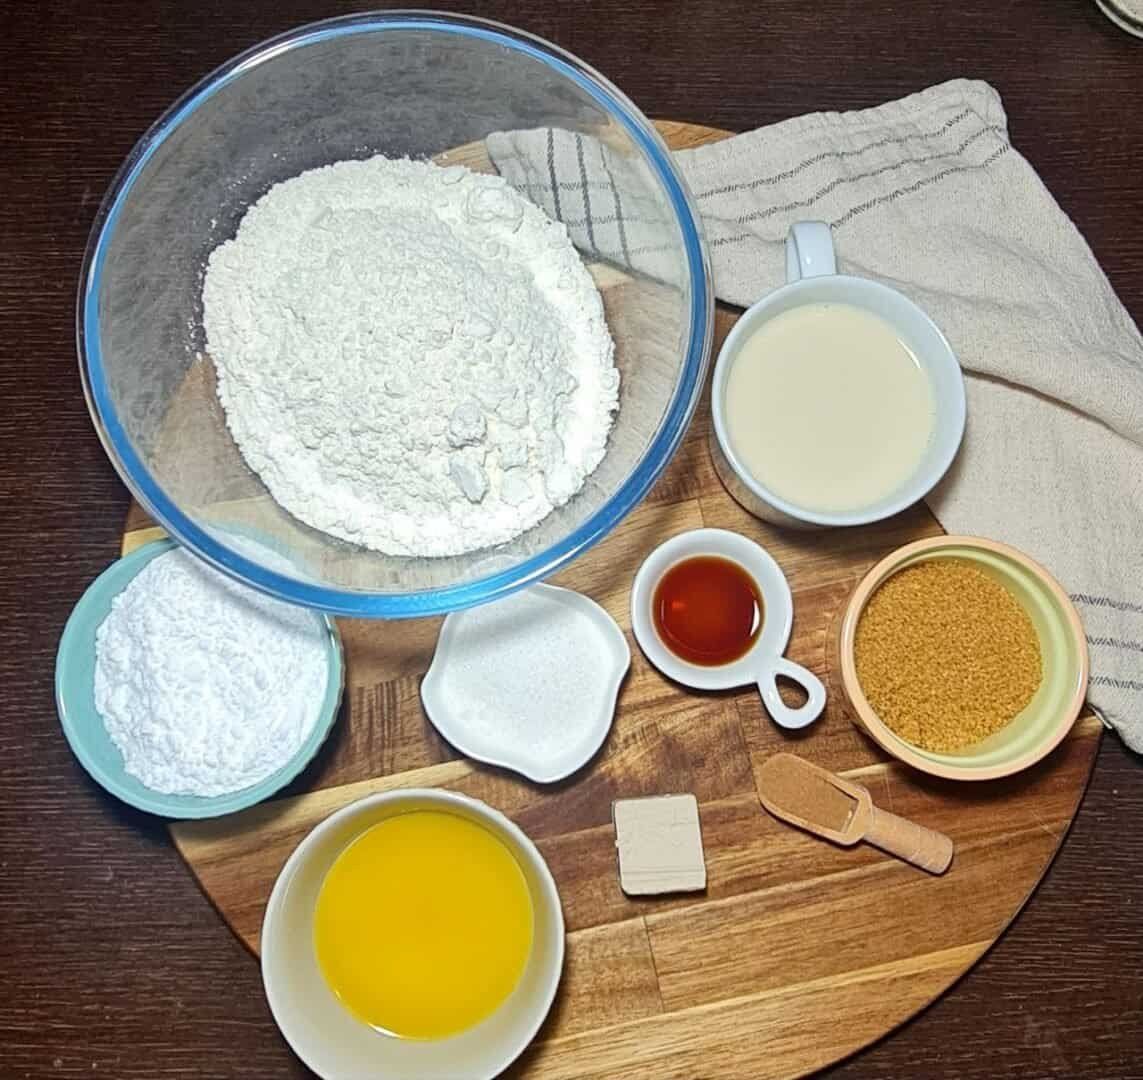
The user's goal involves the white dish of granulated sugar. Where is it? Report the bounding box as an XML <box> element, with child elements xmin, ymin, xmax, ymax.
<box><xmin>421</xmin><ymin>584</ymin><xmax>630</xmax><ymax>783</ymax></box>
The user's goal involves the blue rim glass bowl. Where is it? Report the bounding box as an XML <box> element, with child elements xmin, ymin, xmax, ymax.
<box><xmin>78</xmin><ymin>12</ymin><xmax>713</xmax><ymax>618</ymax></box>
<box><xmin>56</xmin><ymin>538</ymin><xmax>345</xmax><ymax>818</ymax></box>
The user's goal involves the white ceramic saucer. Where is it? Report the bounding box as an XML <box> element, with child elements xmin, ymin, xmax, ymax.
<box><xmin>630</xmin><ymin>528</ymin><xmax>826</xmax><ymax>730</ymax></box>
<box><xmin>421</xmin><ymin>584</ymin><xmax>630</xmax><ymax>783</ymax></box>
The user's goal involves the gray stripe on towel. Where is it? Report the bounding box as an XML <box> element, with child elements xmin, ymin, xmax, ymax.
<box><xmin>1087</xmin><ymin>636</ymin><xmax>1143</xmax><ymax>655</ymax></box>
<box><xmin>724</xmin><ymin>124</ymin><xmax>1006</xmax><ymax>227</ymax></box>
<box><xmin>1073</xmin><ymin>593</ymin><xmax>1143</xmax><ymax>616</ymax></box>
<box><xmin>693</xmin><ymin>107</ymin><xmax>978</xmax><ymax>200</ymax></box>
<box><xmin>711</xmin><ymin>141</ymin><xmax>1011</xmax><ymax>248</ymax></box>
<box><xmin>599</xmin><ymin>140</ymin><xmax>632</xmax><ymax>266</ymax></box>
<box><xmin>546</xmin><ymin>128</ymin><xmax>562</xmax><ymax>222</ymax></box>
<box><xmin>1090</xmin><ymin>675</ymin><xmax>1143</xmax><ymax>692</ymax></box>
<box><xmin>575</xmin><ymin>134</ymin><xmax>597</xmax><ymax>254</ymax></box>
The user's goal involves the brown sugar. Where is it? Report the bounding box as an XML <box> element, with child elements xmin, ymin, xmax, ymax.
<box><xmin>854</xmin><ymin>558</ymin><xmax>1042</xmax><ymax>752</ymax></box>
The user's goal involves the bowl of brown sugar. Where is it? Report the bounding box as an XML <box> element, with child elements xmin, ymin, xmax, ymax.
<box><xmin>838</xmin><ymin>536</ymin><xmax>1088</xmax><ymax>781</ymax></box>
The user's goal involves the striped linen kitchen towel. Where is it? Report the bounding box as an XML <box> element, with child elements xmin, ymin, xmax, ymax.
<box><xmin>487</xmin><ymin>79</ymin><xmax>1143</xmax><ymax>752</ymax></box>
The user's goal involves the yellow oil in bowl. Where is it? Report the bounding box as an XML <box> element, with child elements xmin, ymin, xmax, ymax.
<box><xmin>313</xmin><ymin>809</ymin><xmax>534</xmax><ymax>1040</ymax></box>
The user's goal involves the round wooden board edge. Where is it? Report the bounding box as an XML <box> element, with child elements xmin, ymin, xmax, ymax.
<box><xmin>117</xmin><ymin>117</ymin><xmax>1103</xmax><ymax>1078</ymax></box>
<box><xmin>811</xmin><ymin>716</ymin><xmax>1101</xmax><ymax>1078</ymax></box>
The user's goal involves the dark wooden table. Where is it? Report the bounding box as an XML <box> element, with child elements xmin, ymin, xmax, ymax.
<box><xmin>3</xmin><ymin>1</ymin><xmax>1141</xmax><ymax>1077</ymax></box>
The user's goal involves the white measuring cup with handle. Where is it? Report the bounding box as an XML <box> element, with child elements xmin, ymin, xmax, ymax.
<box><xmin>709</xmin><ymin>221</ymin><xmax>966</xmax><ymax>530</ymax></box>
<box><xmin>630</xmin><ymin>528</ymin><xmax>826</xmax><ymax>730</ymax></box>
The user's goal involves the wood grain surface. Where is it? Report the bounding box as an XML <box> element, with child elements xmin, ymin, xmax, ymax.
<box><xmin>114</xmin><ymin>115</ymin><xmax>1101</xmax><ymax>1067</ymax></box>
<box><xmin>3</xmin><ymin>2</ymin><xmax>1143</xmax><ymax>1079</ymax></box>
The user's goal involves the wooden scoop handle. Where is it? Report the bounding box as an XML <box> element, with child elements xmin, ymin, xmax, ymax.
<box><xmin>864</xmin><ymin>807</ymin><xmax>954</xmax><ymax>875</ymax></box>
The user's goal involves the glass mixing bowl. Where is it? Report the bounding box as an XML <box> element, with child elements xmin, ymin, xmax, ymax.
<box><xmin>78</xmin><ymin>12</ymin><xmax>712</xmax><ymax>617</ymax></box>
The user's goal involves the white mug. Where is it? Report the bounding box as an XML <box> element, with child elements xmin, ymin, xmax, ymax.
<box><xmin>630</xmin><ymin>528</ymin><xmax>825</xmax><ymax>730</ymax></box>
<box><xmin>710</xmin><ymin>221</ymin><xmax>966</xmax><ymax>529</ymax></box>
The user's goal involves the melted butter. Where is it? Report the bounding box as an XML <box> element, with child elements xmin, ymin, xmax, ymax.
<box><xmin>313</xmin><ymin>810</ymin><xmax>534</xmax><ymax>1040</ymax></box>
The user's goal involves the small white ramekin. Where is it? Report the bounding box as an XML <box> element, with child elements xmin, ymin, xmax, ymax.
<box><xmin>630</xmin><ymin>527</ymin><xmax>825</xmax><ymax>730</ymax></box>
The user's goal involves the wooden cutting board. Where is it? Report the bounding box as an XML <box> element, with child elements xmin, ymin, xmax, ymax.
<box><xmin>120</xmin><ymin>122</ymin><xmax>1100</xmax><ymax>1080</ymax></box>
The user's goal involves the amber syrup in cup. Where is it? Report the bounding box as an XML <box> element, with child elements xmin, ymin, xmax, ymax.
<box><xmin>652</xmin><ymin>556</ymin><xmax>764</xmax><ymax>666</ymax></box>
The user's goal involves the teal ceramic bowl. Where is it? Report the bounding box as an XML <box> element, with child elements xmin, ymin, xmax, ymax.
<box><xmin>56</xmin><ymin>538</ymin><xmax>344</xmax><ymax>818</ymax></box>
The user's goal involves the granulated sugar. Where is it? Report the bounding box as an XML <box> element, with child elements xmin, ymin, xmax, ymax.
<box><xmin>422</xmin><ymin>586</ymin><xmax>628</xmax><ymax>780</ymax></box>
<box><xmin>202</xmin><ymin>156</ymin><xmax>619</xmax><ymax>557</ymax></box>
<box><xmin>94</xmin><ymin>547</ymin><xmax>329</xmax><ymax>797</ymax></box>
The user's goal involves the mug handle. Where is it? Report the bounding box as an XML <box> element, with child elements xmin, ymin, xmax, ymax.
<box><xmin>785</xmin><ymin>221</ymin><xmax>837</xmax><ymax>282</ymax></box>
<box><xmin>756</xmin><ymin>656</ymin><xmax>827</xmax><ymax>730</ymax></box>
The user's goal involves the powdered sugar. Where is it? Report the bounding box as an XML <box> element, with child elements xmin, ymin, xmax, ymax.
<box><xmin>202</xmin><ymin>156</ymin><xmax>618</xmax><ymax>557</ymax></box>
<box><xmin>93</xmin><ymin>547</ymin><xmax>330</xmax><ymax>797</ymax></box>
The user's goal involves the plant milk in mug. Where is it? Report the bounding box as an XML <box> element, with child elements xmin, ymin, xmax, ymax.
<box><xmin>724</xmin><ymin>302</ymin><xmax>935</xmax><ymax>514</ymax></box>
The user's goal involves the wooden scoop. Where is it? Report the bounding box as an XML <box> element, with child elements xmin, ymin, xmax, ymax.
<box><xmin>756</xmin><ymin>753</ymin><xmax>953</xmax><ymax>875</ymax></box>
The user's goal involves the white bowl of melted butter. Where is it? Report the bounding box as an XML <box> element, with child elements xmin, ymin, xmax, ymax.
<box><xmin>261</xmin><ymin>788</ymin><xmax>564</xmax><ymax>1079</ymax></box>
<box><xmin>711</xmin><ymin>221</ymin><xmax>965</xmax><ymax>529</ymax></box>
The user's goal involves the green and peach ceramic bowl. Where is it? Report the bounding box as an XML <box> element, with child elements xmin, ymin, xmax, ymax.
<box><xmin>838</xmin><ymin>536</ymin><xmax>1089</xmax><ymax>781</ymax></box>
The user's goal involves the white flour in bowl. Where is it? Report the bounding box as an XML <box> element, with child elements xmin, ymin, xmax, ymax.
<box><xmin>202</xmin><ymin>156</ymin><xmax>619</xmax><ymax>557</ymax></box>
